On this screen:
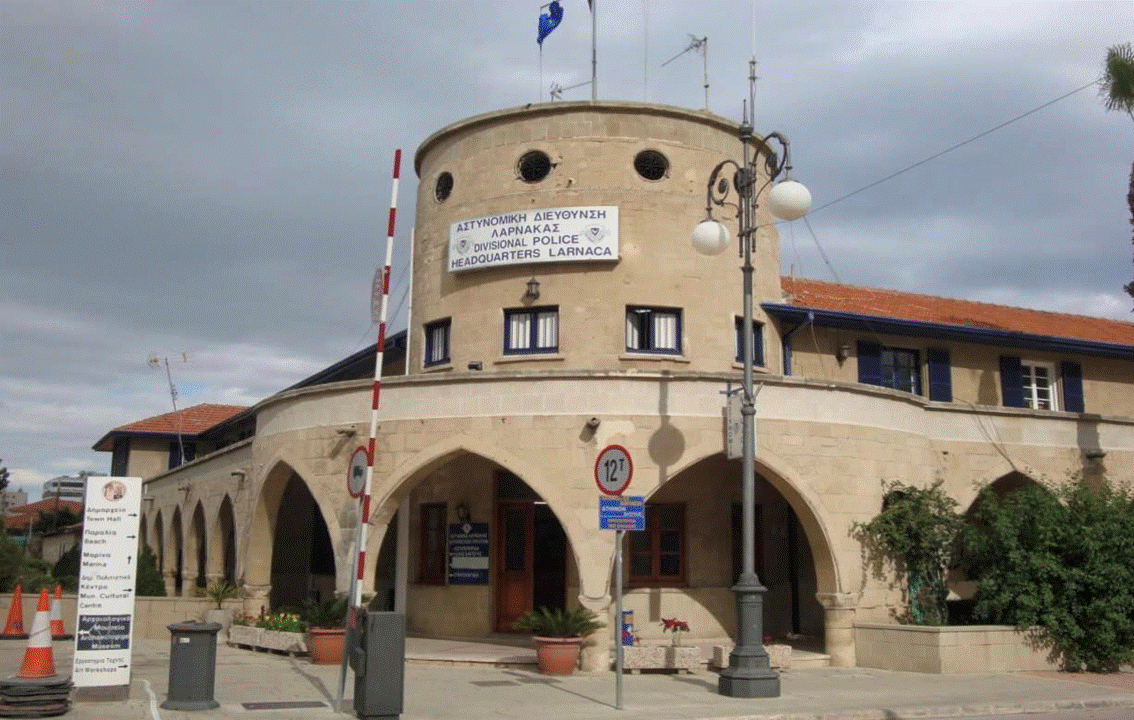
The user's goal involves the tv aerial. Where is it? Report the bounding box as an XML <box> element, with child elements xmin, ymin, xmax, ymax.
<box><xmin>662</xmin><ymin>35</ymin><xmax>709</xmax><ymax>111</ymax></box>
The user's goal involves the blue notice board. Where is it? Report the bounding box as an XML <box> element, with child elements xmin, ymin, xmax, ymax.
<box><xmin>448</xmin><ymin>522</ymin><xmax>490</xmax><ymax>584</ymax></box>
<box><xmin>599</xmin><ymin>496</ymin><xmax>645</xmax><ymax>531</ymax></box>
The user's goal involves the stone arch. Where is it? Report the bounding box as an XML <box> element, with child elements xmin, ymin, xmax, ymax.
<box><xmin>957</xmin><ymin>460</ymin><xmax>1051</xmax><ymax>510</ymax></box>
<box><xmin>370</xmin><ymin>434</ymin><xmax>609</xmax><ymax>602</ymax></box>
<box><xmin>209</xmin><ymin>495</ymin><xmax>237</xmax><ymax>585</ymax></box>
<box><xmin>247</xmin><ymin>457</ymin><xmax>337</xmax><ymax>609</ymax></box>
<box><xmin>189</xmin><ymin>501</ymin><xmax>208</xmax><ymax>590</ymax></box>
<box><xmin>169</xmin><ymin>506</ymin><xmax>184</xmax><ymax>596</ymax></box>
<box><xmin>662</xmin><ymin>437</ymin><xmax>842</xmax><ymax>597</ymax></box>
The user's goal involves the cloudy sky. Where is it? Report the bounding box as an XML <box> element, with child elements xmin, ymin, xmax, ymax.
<box><xmin>2</xmin><ymin>1</ymin><xmax>1131</xmax><ymax>500</ymax></box>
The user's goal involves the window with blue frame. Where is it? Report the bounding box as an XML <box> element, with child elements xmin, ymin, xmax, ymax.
<box><xmin>424</xmin><ymin>318</ymin><xmax>451</xmax><ymax>367</ymax></box>
<box><xmin>999</xmin><ymin>356</ymin><xmax>1083</xmax><ymax>412</ymax></box>
<box><xmin>626</xmin><ymin>306</ymin><xmax>681</xmax><ymax>354</ymax></box>
<box><xmin>857</xmin><ymin>341</ymin><xmax>927</xmax><ymax>396</ymax></box>
<box><xmin>504</xmin><ymin>306</ymin><xmax>558</xmax><ymax>354</ymax></box>
<box><xmin>734</xmin><ymin>317</ymin><xmax>765</xmax><ymax>366</ymax></box>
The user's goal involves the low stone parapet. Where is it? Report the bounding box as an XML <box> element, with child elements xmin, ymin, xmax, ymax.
<box><xmin>711</xmin><ymin>644</ymin><xmax>792</xmax><ymax>670</ymax></box>
<box><xmin>619</xmin><ymin>645</ymin><xmax>701</xmax><ymax>673</ymax></box>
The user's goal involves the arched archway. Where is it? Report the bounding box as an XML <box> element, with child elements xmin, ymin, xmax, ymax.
<box><xmin>637</xmin><ymin>451</ymin><xmax>835</xmax><ymax>645</ymax></box>
<box><xmin>190</xmin><ymin>502</ymin><xmax>208</xmax><ymax>590</ymax></box>
<box><xmin>170</xmin><ymin>507</ymin><xmax>184</xmax><ymax>596</ymax></box>
<box><xmin>246</xmin><ymin>460</ymin><xmax>336</xmax><ymax>610</ymax></box>
<box><xmin>210</xmin><ymin>495</ymin><xmax>237</xmax><ymax>585</ymax></box>
<box><xmin>369</xmin><ymin>447</ymin><xmax>573</xmax><ymax>639</ymax></box>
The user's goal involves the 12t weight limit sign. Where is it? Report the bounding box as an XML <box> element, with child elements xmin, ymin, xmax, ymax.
<box><xmin>595</xmin><ymin>445</ymin><xmax>633</xmax><ymax>496</ymax></box>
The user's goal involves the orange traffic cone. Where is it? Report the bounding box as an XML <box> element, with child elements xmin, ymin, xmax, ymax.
<box><xmin>2</xmin><ymin>585</ymin><xmax>26</xmax><ymax>638</ymax></box>
<box><xmin>49</xmin><ymin>585</ymin><xmax>69</xmax><ymax>640</ymax></box>
<box><xmin>16</xmin><ymin>589</ymin><xmax>55</xmax><ymax>679</ymax></box>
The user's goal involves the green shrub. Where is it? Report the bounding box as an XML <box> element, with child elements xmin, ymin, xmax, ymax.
<box><xmin>298</xmin><ymin>594</ymin><xmax>348</xmax><ymax>629</ymax></box>
<box><xmin>257</xmin><ymin>612</ymin><xmax>307</xmax><ymax>633</ymax></box>
<box><xmin>52</xmin><ymin>544</ymin><xmax>80</xmax><ymax>592</ymax></box>
<box><xmin>135</xmin><ymin>545</ymin><xmax>166</xmax><ymax>597</ymax></box>
<box><xmin>512</xmin><ymin>606</ymin><xmax>605</xmax><ymax>637</ymax></box>
<box><xmin>853</xmin><ymin>480</ymin><xmax>963</xmax><ymax>625</ymax></box>
<box><xmin>960</xmin><ymin>480</ymin><xmax>1134</xmax><ymax>672</ymax></box>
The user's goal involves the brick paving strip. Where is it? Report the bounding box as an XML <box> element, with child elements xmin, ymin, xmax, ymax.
<box><xmin>1022</xmin><ymin>670</ymin><xmax>1134</xmax><ymax>692</ymax></box>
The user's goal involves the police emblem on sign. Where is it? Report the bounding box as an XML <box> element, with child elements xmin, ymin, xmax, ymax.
<box><xmin>456</xmin><ymin>236</ymin><xmax>471</xmax><ymax>255</ymax></box>
<box><xmin>584</xmin><ymin>225</ymin><xmax>606</xmax><ymax>243</ymax></box>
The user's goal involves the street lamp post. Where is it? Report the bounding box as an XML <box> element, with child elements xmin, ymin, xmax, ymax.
<box><xmin>690</xmin><ymin>59</ymin><xmax>811</xmax><ymax>699</ymax></box>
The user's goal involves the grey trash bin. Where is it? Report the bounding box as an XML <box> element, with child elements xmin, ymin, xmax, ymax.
<box><xmin>162</xmin><ymin>621</ymin><xmax>222</xmax><ymax>711</ymax></box>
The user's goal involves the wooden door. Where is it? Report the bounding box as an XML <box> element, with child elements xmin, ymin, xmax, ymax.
<box><xmin>495</xmin><ymin>502</ymin><xmax>533</xmax><ymax>632</ymax></box>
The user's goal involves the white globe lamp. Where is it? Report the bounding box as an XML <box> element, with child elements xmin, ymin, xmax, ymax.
<box><xmin>766</xmin><ymin>179</ymin><xmax>812</xmax><ymax>221</ymax></box>
<box><xmin>691</xmin><ymin>219</ymin><xmax>731</xmax><ymax>256</ymax></box>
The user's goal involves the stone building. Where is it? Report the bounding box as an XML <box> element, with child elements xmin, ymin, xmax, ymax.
<box><xmin>94</xmin><ymin>101</ymin><xmax>1134</xmax><ymax>670</ymax></box>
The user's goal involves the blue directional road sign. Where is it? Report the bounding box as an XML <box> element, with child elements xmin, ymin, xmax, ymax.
<box><xmin>599</xmin><ymin>496</ymin><xmax>645</xmax><ymax>531</ymax></box>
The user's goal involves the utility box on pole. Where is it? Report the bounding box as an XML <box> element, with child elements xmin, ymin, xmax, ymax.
<box><xmin>349</xmin><ymin>610</ymin><xmax>405</xmax><ymax>720</ymax></box>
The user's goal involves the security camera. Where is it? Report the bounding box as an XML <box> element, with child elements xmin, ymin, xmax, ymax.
<box><xmin>585</xmin><ymin>417</ymin><xmax>601</xmax><ymax>429</ymax></box>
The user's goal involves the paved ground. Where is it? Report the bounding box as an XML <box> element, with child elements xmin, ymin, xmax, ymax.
<box><xmin>1</xmin><ymin>636</ymin><xmax>1131</xmax><ymax>720</ymax></box>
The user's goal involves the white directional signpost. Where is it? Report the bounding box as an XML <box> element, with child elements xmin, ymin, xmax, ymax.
<box><xmin>72</xmin><ymin>476</ymin><xmax>142</xmax><ymax>700</ymax></box>
<box><xmin>595</xmin><ymin>445</ymin><xmax>638</xmax><ymax>710</ymax></box>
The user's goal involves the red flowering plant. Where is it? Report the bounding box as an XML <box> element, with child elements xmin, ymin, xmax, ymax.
<box><xmin>660</xmin><ymin>617</ymin><xmax>690</xmax><ymax>645</ymax></box>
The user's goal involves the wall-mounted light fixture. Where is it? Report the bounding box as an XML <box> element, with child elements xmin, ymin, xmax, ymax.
<box><xmin>1084</xmin><ymin>450</ymin><xmax>1107</xmax><ymax>460</ymax></box>
<box><xmin>336</xmin><ymin>428</ymin><xmax>357</xmax><ymax>438</ymax></box>
<box><xmin>524</xmin><ymin>277</ymin><xmax>541</xmax><ymax>300</ymax></box>
<box><xmin>585</xmin><ymin>417</ymin><xmax>601</xmax><ymax>429</ymax></box>
<box><xmin>836</xmin><ymin>343</ymin><xmax>851</xmax><ymax>364</ymax></box>
<box><xmin>468</xmin><ymin>361</ymin><xmax>483</xmax><ymax>371</ymax></box>
<box><xmin>455</xmin><ymin>501</ymin><xmax>471</xmax><ymax>524</ymax></box>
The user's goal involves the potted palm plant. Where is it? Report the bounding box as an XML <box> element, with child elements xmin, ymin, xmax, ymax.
<box><xmin>300</xmin><ymin>594</ymin><xmax>349</xmax><ymax>665</ymax></box>
<box><xmin>512</xmin><ymin>606</ymin><xmax>605</xmax><ymax>675</ymax></box>
<box><xmin>201</xmin><ymin>580</ymin><xmax>240</xmax><ymax>637</ymax></box>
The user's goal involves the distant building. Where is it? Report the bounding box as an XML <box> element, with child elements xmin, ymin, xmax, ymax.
<box><xmin>42</xmin><ymin>471</ymin><xmax>102</xmax><ymax>503</ymax></box>
<box><xmin>0</xmin><ymin>489</ymin><xmax>28</xmax><ymax>515</ymax></box>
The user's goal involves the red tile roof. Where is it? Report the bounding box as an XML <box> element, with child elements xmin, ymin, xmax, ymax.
<box><xmin>93</xmin><ymin>403</ymin><xmax>247</xmax><ymax>451</ymax></box>
<box><xmin>780</xmin><ymin>277</ymin><xmax>1134</xmax><ymax>347</ymax></box>
<box><xmin>4</xmin><ymin>499</ymin><xmax>84</xmax><ymax>531</ymax></box>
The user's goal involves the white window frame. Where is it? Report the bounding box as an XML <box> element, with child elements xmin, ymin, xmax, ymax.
<box><xmin>1021</xmin><ymin>360</ymin><xmax>1058</xmax><ymax>411</ymax></box>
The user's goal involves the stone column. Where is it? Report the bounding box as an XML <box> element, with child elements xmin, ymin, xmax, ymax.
<box><xmin>816</xmin><ymin>592</ymin><xmax>857</xmax><ymax>667</ymax></box>
<box><xmin>242</xmin><ymin>582</ymin><xmax>271</xmax><ymax>619</ymax></box>
<box><xmin>576</xmin><ymin>593</ymin><xmax>611</xmax><ymax>672</ymax></box>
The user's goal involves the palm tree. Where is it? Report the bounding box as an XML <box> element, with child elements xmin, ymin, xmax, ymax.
<box><xmin>1099</xmin><ymin>42</ymin><xmax>1134</xmax><ymax>299</ymax></box>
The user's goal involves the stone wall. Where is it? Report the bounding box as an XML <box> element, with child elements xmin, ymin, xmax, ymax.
<box><xmin>855</xmin><ymin>623</ymin><xmax>1061</xmax><ymax>673</ymax></box>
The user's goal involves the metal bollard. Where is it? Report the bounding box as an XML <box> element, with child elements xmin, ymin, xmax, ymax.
<box><xmin>161</xmin><ymin>621</ymin><xmax>222</xmax><ymax>711</ymax></box>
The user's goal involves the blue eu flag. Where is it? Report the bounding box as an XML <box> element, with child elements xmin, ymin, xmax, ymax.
<box><xmin>538</xmin><ymin>1</ymin><xmax>564</xmax><ymax>45</ymax></box>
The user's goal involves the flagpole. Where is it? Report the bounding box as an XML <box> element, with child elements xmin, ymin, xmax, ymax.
<box><xmin>591</xmin><ymin>0</ymin><xmax>597</xmax><ymax>100</ymax></box>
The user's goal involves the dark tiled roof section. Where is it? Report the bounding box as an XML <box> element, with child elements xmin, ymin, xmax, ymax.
<box><xmin>780</xmin><ymin>277</ymin><xmax>1134</xmax><ymax>346</ymax></box>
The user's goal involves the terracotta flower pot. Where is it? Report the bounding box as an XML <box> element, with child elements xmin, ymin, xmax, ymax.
<box><xmin>533</xmin><ymin>636</ymin><xmax>583</xmax><ymax>675</ymax></box>
<box><xmin>307</xmin><ymin>627</ymin><xmax>346</xmax><ymax>665</ymax></box>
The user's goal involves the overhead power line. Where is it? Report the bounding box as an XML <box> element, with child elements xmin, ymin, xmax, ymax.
<box><xmin>809</xmin><ymin>79</ymin><xmax>1100</xmax><ymax>216</ymax></box>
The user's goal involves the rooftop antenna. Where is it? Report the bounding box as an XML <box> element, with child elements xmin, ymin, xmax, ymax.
<box><xmin>661</xmin><ymin>35</ymin><xmax>709</xmax><ymax>110</ymax></box>
<box><xmin>148</xmin><ymin>352</ymin><xmax>189</xmax><ymax>466</ymax></box>
<box><xmin>549</xmin><ymin>79</ymin><xmax>593</xmax><ymax>101</ymax></box>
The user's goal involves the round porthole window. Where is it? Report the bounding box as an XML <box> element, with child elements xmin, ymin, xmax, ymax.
<box><xmin>634</xmin><ymin>150</ymin><xmax>669</xmax><ymax>181</ymax></box>
<box><xmin>518</xmin><ymin>150</ymin><xmax>552</xmax><ymax>183</ymax></box>
<box><xmin>435</xmin><ymin>172</ymin><xmax>453</xmax><ymax>202</ymax></box>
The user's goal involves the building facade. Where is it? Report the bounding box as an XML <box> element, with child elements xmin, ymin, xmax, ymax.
<box><xmin>95</xmin><ymin>101</ymin><xmax>1134</xmax><ymax>670</ymax></box>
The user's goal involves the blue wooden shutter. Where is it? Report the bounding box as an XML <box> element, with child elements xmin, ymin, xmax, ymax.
<box><xmin>927</xmin><ymin>348</ymin><xmax>952</xmax><ymax>402</ymax></box>
<box><xmin>999</xmin><ymin>355</ymin><xmax>1024</xmax><ymax>408</ymax></box>
<box><xmin>857</xmin><ymin>341</ymin><xmax>882</xmax><ymax>386</ymax></box>
<box><xmin>1061</xmin><ymin>361</ymin><xmax>1084</xmax><ymax>413</ymax></box>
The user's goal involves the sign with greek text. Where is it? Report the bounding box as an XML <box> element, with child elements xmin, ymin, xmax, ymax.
<box><xmin>447</xmin><ymin>522</ymin><xmax>490</xmax><ymax>584</ymax></box>
<box><xmin>448</xmin><ymin>206</ymin><xmax>619</xmax><ymax>272</ymax></box>
<box><xmin>72</xmin><ymin>476</ymin><xmax>142</xmax><ymax>689</ymax></box>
